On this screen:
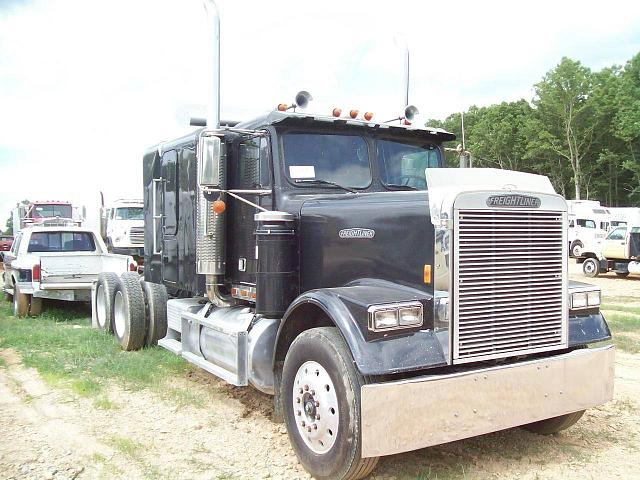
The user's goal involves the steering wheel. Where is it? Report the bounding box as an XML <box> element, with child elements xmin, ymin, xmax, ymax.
<box><xmin>396</xmin><ymin>175</ymin><xmax>426</xmax><ymax>187</ymax></box>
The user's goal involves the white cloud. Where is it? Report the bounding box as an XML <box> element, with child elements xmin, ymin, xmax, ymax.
<box><xmin>1</xmin><ymin>0</ymin><xmax>639</xmax><ymax>229</ymax></box>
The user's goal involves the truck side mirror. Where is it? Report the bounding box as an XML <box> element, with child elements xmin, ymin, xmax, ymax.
<box><xmin>198</xmin><ymin>135</ymin><xmax>222</xmax><ymax>187</ymax></box>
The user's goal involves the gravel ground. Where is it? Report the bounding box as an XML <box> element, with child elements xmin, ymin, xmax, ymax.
<box><xmin>0</xmin><ymin>262</ymin><xmax>638</xmax><ymax>479</ymax></box>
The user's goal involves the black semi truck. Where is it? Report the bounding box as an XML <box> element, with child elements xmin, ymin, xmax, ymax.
<box><xmin>91</xmin><ymin>2</ymin><xmax>614</xmax><ymax>479</ymax></box>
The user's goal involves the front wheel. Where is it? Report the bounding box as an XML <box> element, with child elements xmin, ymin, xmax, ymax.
<box><xmin>523</xmin><ymin>410</ymin><xmax>585</xmax><ymax>435</ymax></box>
<box><xmin>282</xmin><ymin>327</ymin><xmax>379</xmax><ymax>480</ymax></box>
<box><xmin>582</xmin><ymin>258</ymin><xmax>599</xmax><ymax>278</ymax></box>
<box><xmin>570</xmin><ymin>240</ymin><xmax>584</xmax><ymax>258</ymax></box>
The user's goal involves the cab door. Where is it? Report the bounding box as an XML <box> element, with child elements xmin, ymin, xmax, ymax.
<box><xmin>602</xmin><ymin>227</ymin><xmax>627</xmax><ymax>259</ymax></box>
<box><xmin>160</xmin><ymin>150</ymin><xmax>179</xmax><ymax>284</ymax></box>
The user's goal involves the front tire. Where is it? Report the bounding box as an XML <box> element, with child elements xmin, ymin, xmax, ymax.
<box><xmin>570</xmin><ymin>240</ymin><xmax>583</xmax><ymax>258</ymax></box>
<box><xmin>282</xmin><ymin>327</ymin><xmax>379</xmax><ymax>480</ymax></box>
<box><xmin>615</xmin><ymin>271</ymin><xmax>630</xmax><ymax>278</ymax></box>
<box><xmin>582</xmin><ymin>258</ymin><xmax>599</xmax><ymax>277</ymax></box>
<box><xmin>523</xmin><ymin>410</ymin><xmax>585</xmax><ymax>435</ymax></box>
<box><xmin>112</xmin><ymin>273</ymin><xmax>146</xmax><ymax>351</ymax></box>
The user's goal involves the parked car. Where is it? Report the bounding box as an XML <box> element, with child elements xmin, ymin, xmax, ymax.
<box><xmin>0</xmin><ymin>235</ymin><xmax>13</xmax><ymax>261</ymax></box>
<box><xmin>580</xmin><ymin>224</ymin><xmax>640</xmax><ymax>277</ymax></box>
<box><xmin>2</xmin><ymin>225</ymin><xmax>136</xmax><ymax>317</ymax></box>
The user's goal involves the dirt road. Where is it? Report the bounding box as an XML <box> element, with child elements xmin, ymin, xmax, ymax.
<box><xmin>0</xmin><ymin>264</ymin><xmax>638</xmax><ymax>479</ymax></box>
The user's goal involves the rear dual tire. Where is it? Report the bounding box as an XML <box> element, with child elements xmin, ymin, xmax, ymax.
<box><xmin>96</xmin><ymin>272</ymin><xmax>120</xmax><ymax>333</ymax></box>
<box><xmin>113</xmin><ymin>273</ymin><xmax>146</xmax><ymax>351</ymax></box>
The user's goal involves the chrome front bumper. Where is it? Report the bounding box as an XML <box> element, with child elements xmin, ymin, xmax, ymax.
<box><xmin>361</xmin><ymin>345</ymin><xmax>614</xmax><ymax>458</ymax></box>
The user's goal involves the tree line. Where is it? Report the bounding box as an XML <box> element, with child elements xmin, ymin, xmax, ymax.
<box><xmin>426</xmin><ymin>53</ymin><xmax>640</xmax><ymax>206</ymax></box>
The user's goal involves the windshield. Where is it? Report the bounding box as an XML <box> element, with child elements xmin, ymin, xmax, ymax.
<box><xmin>115</xmin><ymin>207</ymin><xmax>143</xmax><ymax>220</ymax></box>
<box><xmin>377</xmin><ymin>140</ymin><xmax>440</xmax><ymax>190</ymax></box>
<box><xmin>27</xmin><ymin>231</ymin><xmax>95</xmax><ymax>252</ymax></box>
<box><xmin>32</xmin><ymin>204</ymin><xmax>72</xmax><ymax>218</ymax></box>
<box><xmin>283</xmin><ymin>133</ymin><xmax>371</xmax><ymax>189</ymax></box>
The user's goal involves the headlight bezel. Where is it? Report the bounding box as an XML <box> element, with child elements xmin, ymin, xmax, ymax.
<box><xmin>367</xmin><ymin>301</ymin><xmax>424</xmax><ymax>332</ymax></box>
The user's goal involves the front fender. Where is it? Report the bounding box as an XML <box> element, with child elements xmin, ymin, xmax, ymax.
<box><xmin>275</xmin><ymin>283</ymin><xmax>447</xmax><ymax>376</ymax></box>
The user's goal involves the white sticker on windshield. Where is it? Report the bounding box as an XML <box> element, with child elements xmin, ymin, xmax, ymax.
<box><xmin>289</xmin><ymin>165</ymin><xmax>316</xmax><ymax>179</ymax></box>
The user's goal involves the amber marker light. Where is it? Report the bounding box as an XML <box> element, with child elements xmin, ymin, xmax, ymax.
<box><xmin>349</xmin><ymin>109</ymin><xmax>359</xmax><ymax>119</ymax></box>
<box><xmin>423</xmin><ymin>264</ymin><xmax>432</xmax><ymax>284</ymax></box>
<box><xmin>277</xmin><ymin>103</ymin><xmax>288</xmax><ymax>111</ymax></box>
<box><xmin>332</xmin><ymin>108</ymin><xmax>342</xmax><ymax>117</ymax></box>
<box><xmin>364</xmin><ymin>112</ymin><xmax>374</xmax><ymax>121</ymax></box>
<box><xmin>403</xmin><ymin>119</ymin><xmax>412</xmax><ymax>125</ymax></box>
<box><xmin>212</xmin><ymin>199</ymin><xmax>226</xmax><ymax>214</ymax></box>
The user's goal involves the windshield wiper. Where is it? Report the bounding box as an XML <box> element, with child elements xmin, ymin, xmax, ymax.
<box><xmin>385</xmin><ymin>183</ymin><xmax>418</xmax><ymax>191</ymax></box>
<box><xmin>294</xmin><ymin>179</ymin><xmax>357</xmax><ymax>193</ymax></box>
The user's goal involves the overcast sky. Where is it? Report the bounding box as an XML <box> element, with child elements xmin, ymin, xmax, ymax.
<box><xmin>1</xmin><ymin>0</ymin><xmax>639</xmax><ymax>229</ymax></box>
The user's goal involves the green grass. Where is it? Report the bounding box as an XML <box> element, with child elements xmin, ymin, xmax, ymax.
<box><xmin>0</xmin><ymin>299</ymin><xmax>195</xmax><ymax>403</ymax></box>
<box><xmin>600</xmin><ymin>307</ymin><xmax>640</xmax><ymax>353</ymax></box>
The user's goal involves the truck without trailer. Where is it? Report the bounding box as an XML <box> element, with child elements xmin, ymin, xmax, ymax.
<box><xmin>91</xmin><ymin>2</ymin><xmax>614</xmax><ymax>478</ymax></box>
<box><xmin>100</xmin><ymin>198</ymin><xmax>145</xmax><ymax>260</ymax></box>
<box><xmin>580</xmin><ymin>224</ymin><xmax>640</xmax><ymax>278</ymax></box>
<box><xmin>11</xmin><ymin>200</ymin><xmax>84</xmax><ymax>235</ymax></box>
<box><xmin>567</xmin><ymin>199</ymin><xmax>611</xmax><ymax>257</ymax></box>
<box><xmin>3</xmin><ymin>225</ymin><xmax>136</xmax><ymax>317</ymax></box>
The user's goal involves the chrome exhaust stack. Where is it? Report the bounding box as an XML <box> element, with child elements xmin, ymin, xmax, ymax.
<box><xmin>196</xmin><ymin>0</ymin><xmax>232</xmax><ymax>306</ymax></box>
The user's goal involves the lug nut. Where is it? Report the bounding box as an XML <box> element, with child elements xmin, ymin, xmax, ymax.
<box><xmin>316</xmin><ymin>414</ymin><xmax>320</xmax><ymax>420</ymax></box>
<box><xmin>310</xmin><ymin>390</ymin><xmax>315</xmax><ymax>396</ymax></box>
<box><xmin>307</xmin><ymin>426</ymin><xmax>312</xmax><ymax>432</ymax></box>
<box><xmin>313</xmin><ymin>424</ymin><xmax>318</xmax><ymax>430</ymax></box>
<box><xmin>296</xmin><ymin>397</ymin><xmax>301</xmax><ymax>403</ymax></box>
<box><xmin>299</xmin><ymin>388</ymin><xmax>303</xmax><ymax>394</ymax></box>
<box><xmin>304</xmin><ymin>385</ymin><xmax>309</xmax><ymax>391</ymax></box>
<box><xmin>315</xmin><ymin>401</ymin><xmax>320</xmax><ymax>407</ymax></box>
<box><xmin>297</xmin><ymin>410</ymin><xmax>301</xmax><ymax>416</ymax></box>
<box><xmin>301</xmin><ymin>421</ymin><xmax>305</xmax><ymax>427</ymax></box>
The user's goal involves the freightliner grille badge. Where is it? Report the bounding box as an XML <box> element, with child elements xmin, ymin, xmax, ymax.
<box><xmin>486</xmin><ymin>194</ymin><xmax>541</xmax><ymax>208</ymax></box>
<box><xmin>339</xmin><ymin>228</ymin><xmax>375</xmax><ymax>239</ymax></box>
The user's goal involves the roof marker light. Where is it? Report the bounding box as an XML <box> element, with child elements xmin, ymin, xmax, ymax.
<box><xmin>349</xmin><ymin>109</ymin><xmax>359</xmax><ymax>119</ymax></box>
<box><xmin>277</xmin><ymin>103</ymin><xmax>288</xmax><ymax>111</ymax></box>
<box><xmin>364</xmin><ymin>112</ymin><xmax>374</xmax><ymax>121</ymax></box>
<box><xmin>332</xmin><ymin>108</ymin><xmax>342</xmax><ymax>117</ymax></box>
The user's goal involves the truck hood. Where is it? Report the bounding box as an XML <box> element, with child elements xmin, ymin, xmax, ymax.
<box><xmin>298</xmin><ymin>191</ymin><xmax>433</xmax><ymax>293</ymax></box>
<box><xmin>425</xmin><ymin>168</ymin><xmax>560</xmax><ymax>224</ymax></box>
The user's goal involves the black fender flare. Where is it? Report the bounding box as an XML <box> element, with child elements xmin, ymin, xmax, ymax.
<box><xmin>273</xmin><ymin>285</ymin><xmax>447</xmax><ymax>377</ymax></box>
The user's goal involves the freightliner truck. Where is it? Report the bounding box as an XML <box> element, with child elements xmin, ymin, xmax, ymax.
<box><xmin>92</xmin><ymin>2</ymin><xmax>614</xmax><ymax>478</ymax></box>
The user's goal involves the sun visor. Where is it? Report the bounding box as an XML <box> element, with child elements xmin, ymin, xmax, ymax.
<box><xmin>425</xmin><ymin>168</ymin><xmax>558</xmax><ymax>225</ymax></box>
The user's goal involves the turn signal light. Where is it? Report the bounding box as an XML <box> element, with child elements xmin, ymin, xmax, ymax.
<box><xmin>277</xmin><ymin>103</ymin><xmax>288</xmax><ymax>111</ymax></box>
<box><xmin>212</xmin><ymin>199</ymin><xmax>226</xmax><ymax>214</ymax></box>
<box><xmin>423</xmin><ymin>264</ymin><xmax>431</xmax><ymax>284</ymax></box>
<box><xmin>349</xmin><ymin>109</ymin><xmax>359</xmax><ymax>119</ymax></box>
<box><xmin>364</xmin><ymin>112</ymin><xmax>374</xmax><ymax>121</ymax></box>
<box><xmin>332</xmin><ymin>108</ymin><xmax>342</xmax><ymax>117</ymax></box>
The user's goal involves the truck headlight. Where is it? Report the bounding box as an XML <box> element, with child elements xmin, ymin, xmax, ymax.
<box><xmin>587</xmin><ymin>290</ymin><xmax>601</xmax><ymax>306</ymax></box>
<box><xmin>571</xmin><ymin>290</ymin><xmax>601</xmax><ymax>309</ymax></box>
<box><xmin>368</xmin><ymin>302</ymin><xmax>423</xmax><ymax>332</ymax></box>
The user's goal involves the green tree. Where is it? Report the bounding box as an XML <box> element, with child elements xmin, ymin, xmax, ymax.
<box><xmin>529</xmin><ymin>57</ymin><xmax>595</xmax><ymax>200</ymax></box>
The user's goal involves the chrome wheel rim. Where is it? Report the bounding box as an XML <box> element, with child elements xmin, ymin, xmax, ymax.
<box><xmin>585</xmin><ymin>261</ymin><xmax>596</xmax><ymax>275</ymax></box>
<box><xmin>572</xmin><ymin>244</ymin><xmax>582</xmax><ymax>257</ymax></box>
<box><xmin>96</xmin><ymin>284</ymin><xmax>106</xmax><ymax>328</ymax></box>
<box><xmin>113</xmin><ymin>291</ymin><xmax>126</xmax><ymax>338</ymax></box>
<box><xmin>292</xmin><ymin>360</ymin><xmax>339</xmax><ymax>454</ymax></box>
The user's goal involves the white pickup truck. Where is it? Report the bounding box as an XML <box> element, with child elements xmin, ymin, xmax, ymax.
<box><xmin>2</xmin><ymin>226</ymin><xmax>136</xmax><ymax>317</ymax></box>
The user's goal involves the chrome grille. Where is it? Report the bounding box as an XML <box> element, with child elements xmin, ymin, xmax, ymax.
<box><xmin>454</xmin><ymin>208</ymin><xmax>567</xmax><ymax>363</ymax></box>
<box><xmin>129</xmin><ymin>227</ymin><xmax>145</xmax><ymax>245</ymax></box>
